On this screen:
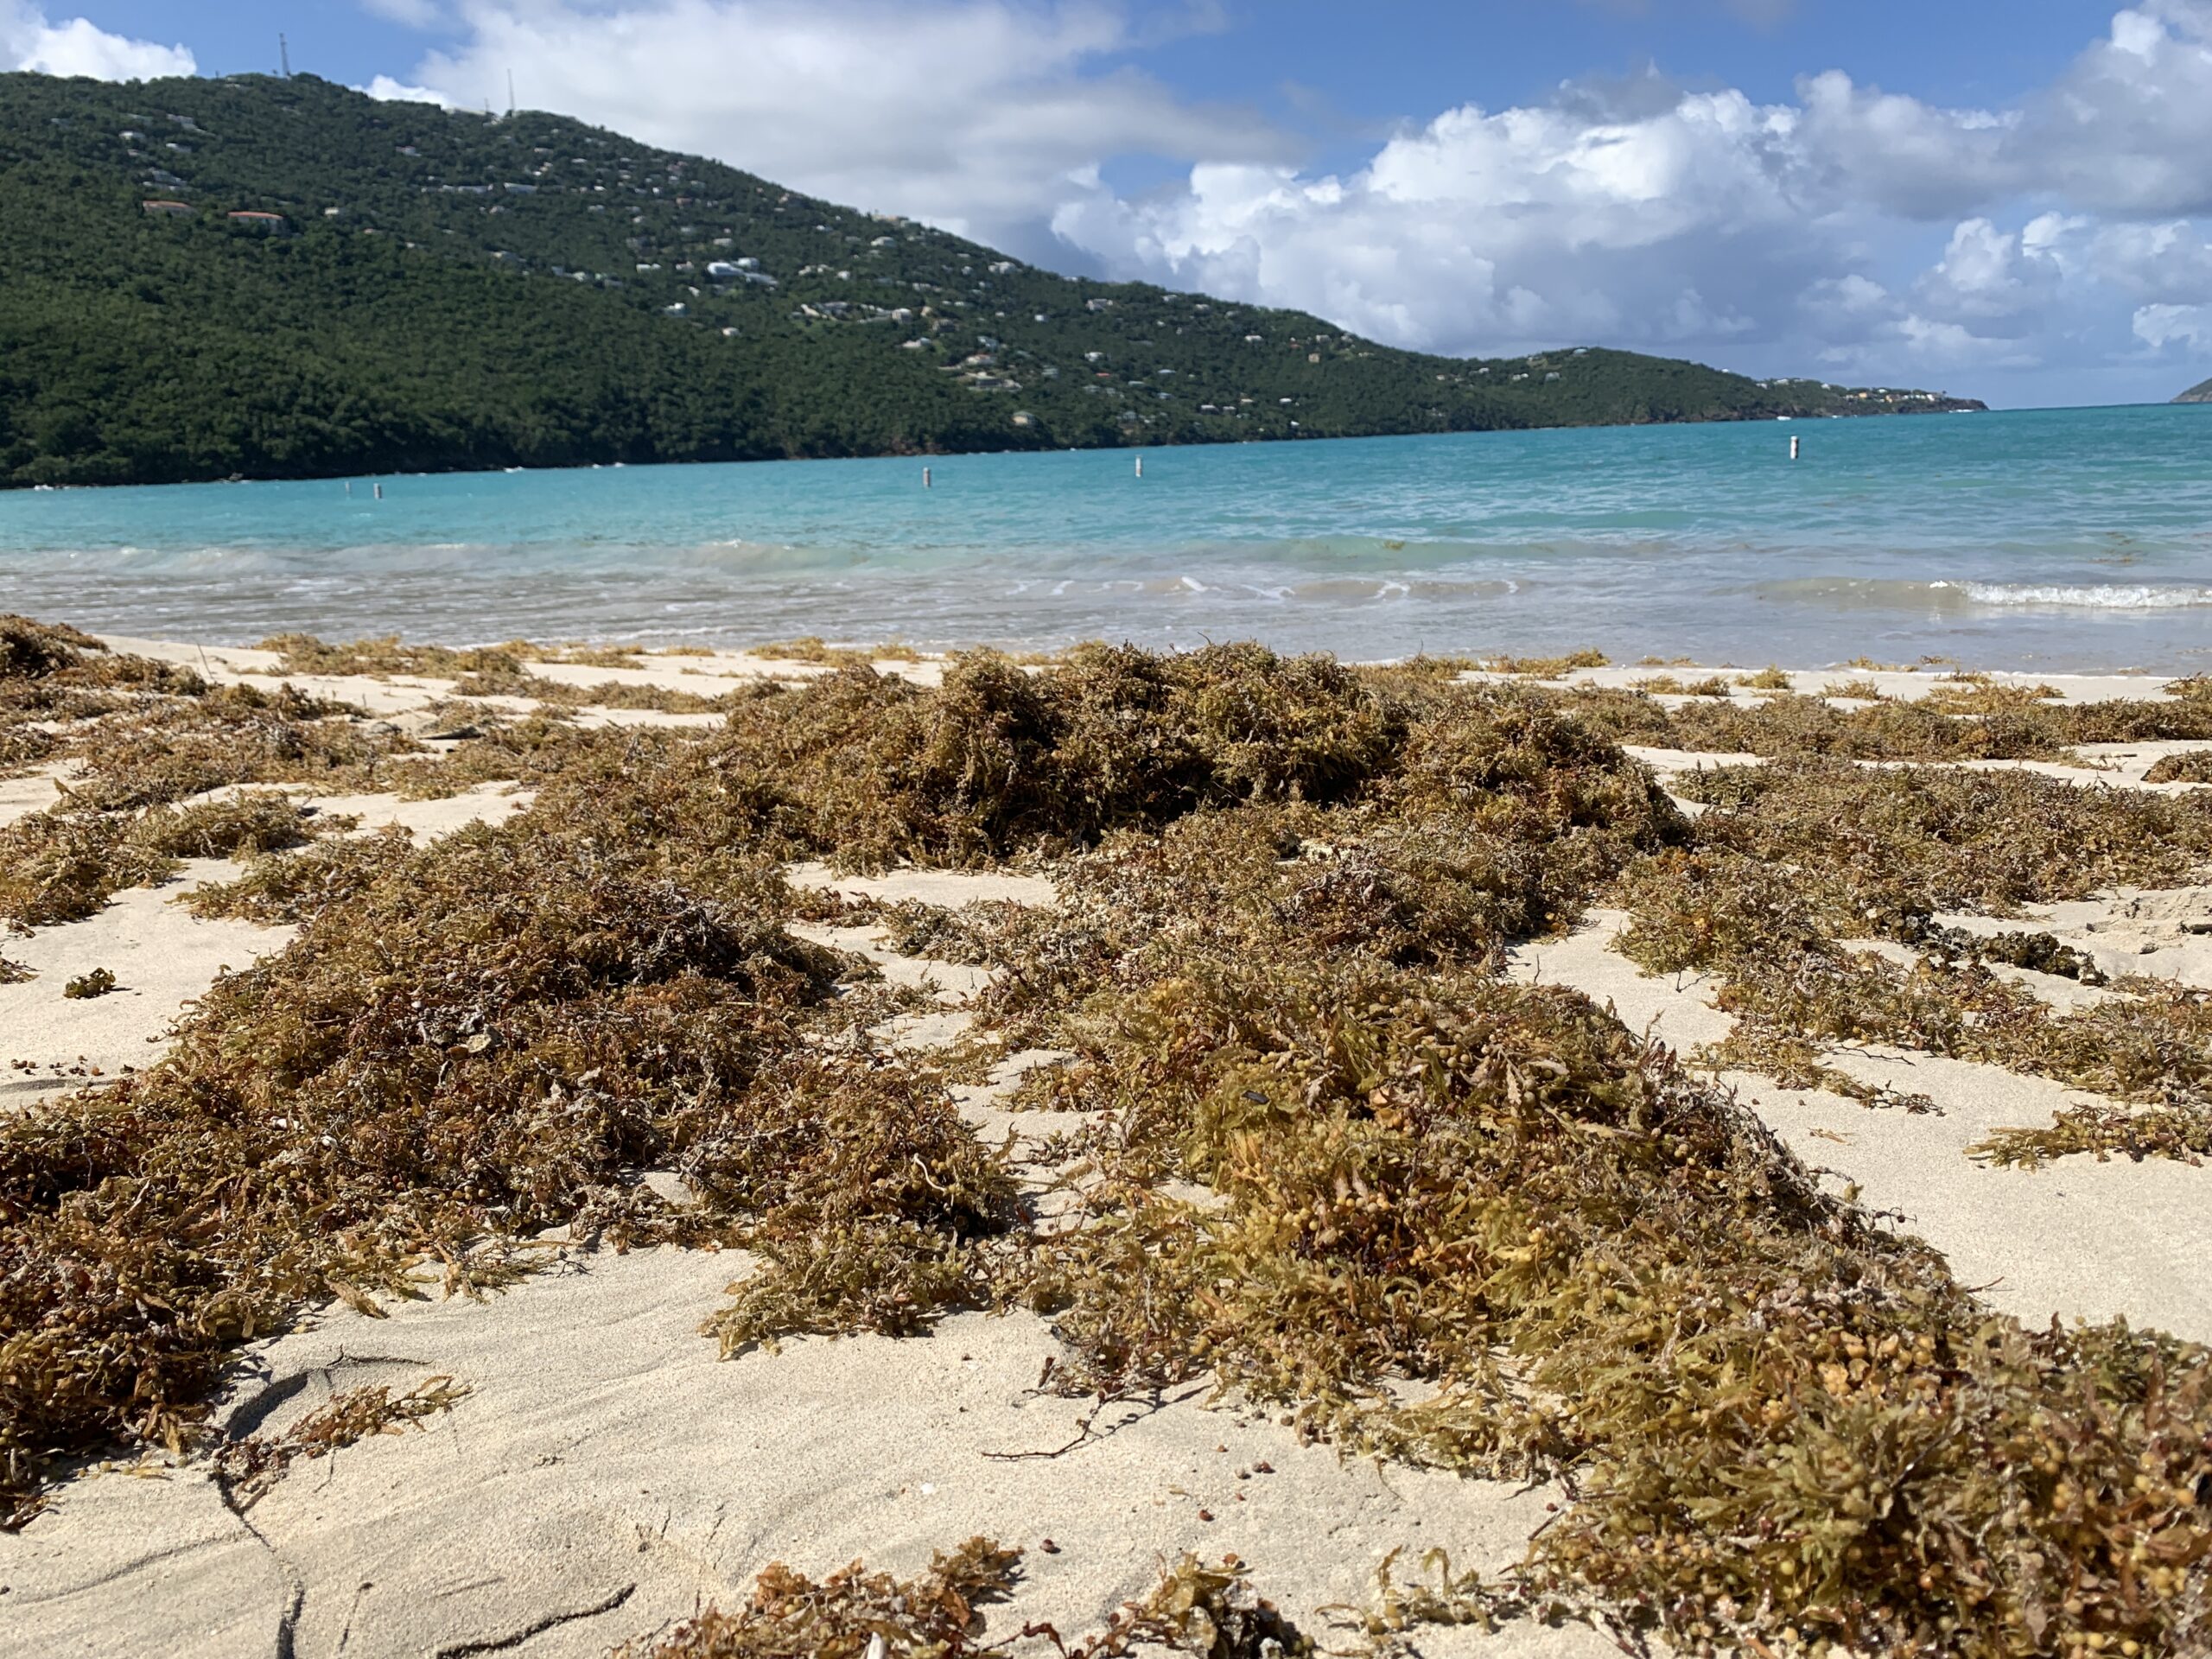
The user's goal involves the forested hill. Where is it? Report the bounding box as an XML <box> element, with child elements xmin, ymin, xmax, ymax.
<box><xmin>0</xmin><ymin>72</ymin><xmax>1985</xmax><ymax>489</ymax></box>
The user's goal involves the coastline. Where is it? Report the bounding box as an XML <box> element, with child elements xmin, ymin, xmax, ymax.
<box><xmin>6</xmin><ymin>408</ymin><xmax>2209</xmax><ymax>677</ymax></box>
<box><xmin>3</xmin><ymin>625</ymin><xmax>2209</xmax><ymax>1656</ymax></box>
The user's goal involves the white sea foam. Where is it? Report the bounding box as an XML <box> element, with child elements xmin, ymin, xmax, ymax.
<box><xmin>1936</xmin><ymin>581</ymin><xmax>2212</xmax><ymax>610</ymax></box>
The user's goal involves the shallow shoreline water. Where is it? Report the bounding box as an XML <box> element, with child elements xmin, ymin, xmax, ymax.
<box><xmin>4</xmin><ymin>404</ymin><xmax>2209</xmax><ymax>671</ymax></box>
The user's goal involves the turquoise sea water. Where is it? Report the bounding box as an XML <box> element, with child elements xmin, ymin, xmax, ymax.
<box><xmin>2</xmin><ymin>404</ymin><xmax>2208</xmax><ymax>670</ymax></box>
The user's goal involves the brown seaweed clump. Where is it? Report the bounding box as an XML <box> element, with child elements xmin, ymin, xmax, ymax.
<box><xmin>0</xmin><ymin>806</ymin><xmax>179</xmax><ymax>929</ymax></box>
<box><xmin>874</xmin><ymin>693</ymin><xmax>2212</xmax><ymax>1654</ymax></box>
<box><xmin>0</xmin><ymin>810</ymin><xmax>1014</xmax><ymax>1517</ymax></box>
<box><xmin>211</xmin><ymin>1376</ymin><xmax>470</xmax><ymax>1510</ymax></box>
<box><xmin>1557</xmin><ymin>682</ymin><xmax>2212</xmax><ymax>763</ymax></box>
<box><xmin>48</xmin><ymin>681</ymin><xmax>410</xmax><ymax>810</ymax></box>
<box><xmin>0</xmin><ymin>793</ymin><xmax>339</xmax><ymax>930</ymax></box>
<box><xmin>701</xmin><ymin>644</ymin><xmax>1408</xmax><ymax>868</ymax></box>
<box><xmin>254</xmin><ymin>633</ymin><xmax>532</xmax><ymax>679</ymax></box>
<box><xmin>181</xmin><ymin>824</ymin><xmax>416</xmax><ymax>925</ymax></box>
<box><xmin>131</xmin><ymin>791</ymin><xmax>340</xmax><ymax>860</ymax></box>
<box><xmin>1481</xmin><ymin>650</ymin><xmax>1609</xmax><ymax>677</ymax></box>
<box><xmin>612</xmin><ymin>1538</ymin><xmax>1023</xmax><ymax>1658</ymax></box>
<box><xmin>1660</xmin><ymin>758</ymin><xmax>2212</xmax><ymax>927</ymax></box>
<box><xmin>746</xmin><ymin>636</ymin><xmax>925</xmax><ymax>666</ymax></box>
<box><xmin>1001</xmin><ymin>947</ymin><xmax>2212</xmax><ymax>1657</ymax></box>
<box><xmin>1610</xmin><ymin>760</ymin><xmax>2212</xmax><ymax>1150</ymax></box>
<box><xmin>0</xmin><ymin>614</ymin><xmax>105</xmax><ymax>681</ymax></box>
<box><xmin>699</xmin><ymin>645</ymin><xmax>1681</xmax><ymax>876</ymax></box>
<box><xmin>614</xmin><ymin>1543</ymin><xmax>1312</xmax><ymax>1659</ymax></box>
<box><xmin>0</xmin><ymin>620</ymin><xmax>208</xmax><ymax>779</ymax></box>
<box><xmin>9</xmin><ymin>618</ymin><xmax>2212</xmax><ymax>1656</ymax></box>
<box><xmin>2145</xmin><ymin>750</ymin><xmax>2212</xmax><ymax>785</ymax></box>
<box><xmin>447</xmin><ymin>667</ymin><xmax>732</xmax><ymax>713</ymax></box>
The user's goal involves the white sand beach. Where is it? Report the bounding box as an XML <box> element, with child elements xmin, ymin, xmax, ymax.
<box><xmin>3</xmin><ymin>638</ymin><xmax>2208</xmax><ymax>1657</ymax></box>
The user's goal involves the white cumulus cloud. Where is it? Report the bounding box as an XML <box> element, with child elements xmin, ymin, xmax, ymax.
<box><xmin>401</xmin><ymin>0</ymin><xmax>1286</xmax><ymax>261</ymax></box>
<box><xmin>1</xmin><ymin>2</ymin><xmax>194</xmax><ymax>79</ymax></box>
<box><xmin>358</xmin><ymin>0</ymin><xmax>2212</xmax><ymax>399</ymax></box>
<box><xmin>360</xmin><ymin>0</ymin><xmax>448</xmax><ymax>27</ymax></box>
<box><xmin>365</xmin><ymin>74</ymin><xmax>455</xmax><ymax>106</ymax></box>
<box><xmin>1040</xmin><ymin>6</ymin><xmax>2212</xmax><ymax>397</ymax></box>
<box><xmin>2133</xmin><ymin>302</ymin><xmax>2212</xmax><ymax>350</ymax></box>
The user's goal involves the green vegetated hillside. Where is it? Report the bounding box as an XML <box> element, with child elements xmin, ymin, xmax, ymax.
<box><xmin>0</xmin><ymin>72</ymin><xmax>1986</xmax><ymax>488</ymax></box>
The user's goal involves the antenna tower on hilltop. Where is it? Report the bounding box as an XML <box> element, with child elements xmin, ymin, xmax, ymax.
<box><xmin>279</xmin><ymin>34</ymin><xmax>291</xmax><ymax>78</ymax></box>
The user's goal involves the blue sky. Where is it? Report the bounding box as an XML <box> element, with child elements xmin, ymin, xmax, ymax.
<box><xmin>10</xmin><ymin>2</ymin><xmax>2212</xmax><ymax>406</ymax></box>
<box><xmin>46</xmin><ymin>3</ymin><xmax>2108</xmax><ymax>118</ymax></box>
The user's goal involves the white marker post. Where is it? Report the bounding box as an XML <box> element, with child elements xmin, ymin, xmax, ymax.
<box><xmin>1789</xmin><ymin>435</ymin><xmax>1802</xmax><ymax>461</ymax></box>
<box><xmin>374</xmin><ymin>482</ymin><xmax>384</xmax><ymax>499</ymax></box>
<box><xmin>923</xmin><ymin>467</ymin><xmax>932</xmax><ymax>489</ymax></box>
<box><xmin>1135</xmin><ymin>455</ymin><xmax>1144</xmax><ymax>479</ymax></box>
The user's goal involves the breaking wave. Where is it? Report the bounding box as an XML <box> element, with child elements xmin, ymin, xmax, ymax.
<box><xmin>1935</xmin><ymin>581</ymin><xmax>2212</xmax><ymax>610</ymax></box>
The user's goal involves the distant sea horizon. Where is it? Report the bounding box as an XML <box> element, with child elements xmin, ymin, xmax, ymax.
<box><xmin>4</xmin><ymin>403</ymin><xmax>2208</xmax><ymax>673</ymax></box>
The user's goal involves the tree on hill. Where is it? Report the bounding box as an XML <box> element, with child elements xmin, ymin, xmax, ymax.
<box><xmin>0</xmin><ymin>71</ymin><xmax>1984</xmax><ymax>488</ymax></box>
